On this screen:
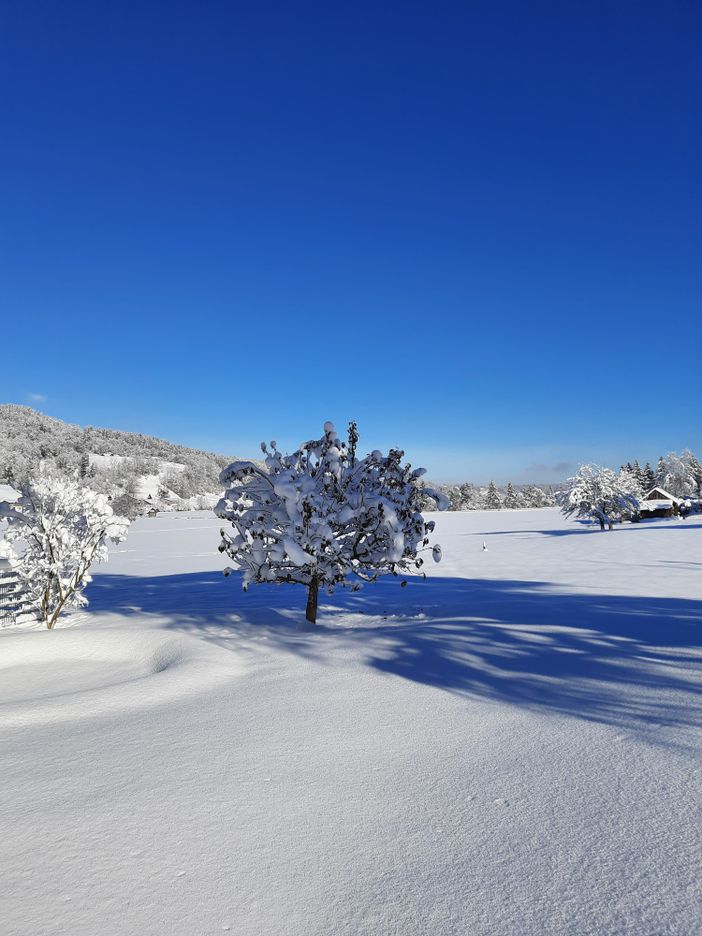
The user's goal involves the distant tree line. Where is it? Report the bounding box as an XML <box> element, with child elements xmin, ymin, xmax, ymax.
<box><xmin>4</xmin><ymin>406</ymin><xmax>701</xmax><ymax>518</ymax></box>
<box><xmin>423</xmin><ymin>480</ymin><xmax>555</xmax><ymax>511</ymax></box>
<box><xmin>430</xmin><ymin>450</ymin><xmax>702</xmax><ymax>514</ymax></box>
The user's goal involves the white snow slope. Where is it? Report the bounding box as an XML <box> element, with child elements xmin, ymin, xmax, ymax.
<box><xmin>1</xmin><ymin>508</ymin><xmax>701</xmax><ymax>936</ymax></box>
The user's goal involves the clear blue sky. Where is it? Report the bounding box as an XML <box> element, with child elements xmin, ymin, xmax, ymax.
<box><xmin>1</xmin><ymin>1</ymin><xmax>700</xmax><ymax>482</ymax></box>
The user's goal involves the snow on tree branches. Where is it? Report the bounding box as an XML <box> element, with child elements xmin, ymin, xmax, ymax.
<box><xmin>0</xmin><ymin>470</ymin><xmax>130</xmax><ymax>628</ymax></box>
<box><xmin>556</xmin><ymin>465</ymin><xmax>640</xmax><ymax>530</ymax></box>
<box><xmin>215</xmin><ymin>421</ymin><xmax>448</xmax><ymax>625</ymax></box>
<box><xmin>655</xmin><ymin>450</ymin><xmax>702</xmax><ymax>499</ymax></box>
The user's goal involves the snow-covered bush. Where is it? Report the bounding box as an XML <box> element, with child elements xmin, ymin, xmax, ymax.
<box><xmin>0</xmin><ymin>470</ymin><xmax>129</xmax><ymax>628</ymax></box>
<box><xmin>215</xmin><ymin>422</ymin><xmax>448</xmax><ymax>624</ymax></box>
<box><xmin>556</xmin><ymin>465</ymin><xmax>640</xmax><ymax>530</ymax></box>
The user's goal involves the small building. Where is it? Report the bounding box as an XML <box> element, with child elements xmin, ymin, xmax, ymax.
<box><xmin>639</xmin><ymin>487</ymin><xmax>683</xmax><ymax>519</ymax></box>
<box><xmin>0</xmin><ymin>483</ymin><xmax>20</xmax><ymax>507</ymax></box>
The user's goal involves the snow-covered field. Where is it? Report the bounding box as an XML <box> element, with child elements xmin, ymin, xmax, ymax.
<box><xmin>2</xmin><ymin>508</ymin><xmax>701</xmax><ymax>935</ymax></box>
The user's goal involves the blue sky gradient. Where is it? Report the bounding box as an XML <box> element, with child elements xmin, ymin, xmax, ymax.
<box><xmin>1</xmin><ymin>2</ymin><xmax>700</xmax><ymax>482</ymax></box>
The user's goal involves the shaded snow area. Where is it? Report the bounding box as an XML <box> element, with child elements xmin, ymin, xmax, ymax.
<box><xmin>2</xmin><ymin>509</ymin><xmax>702</xmax><ymax>935</ymax></box>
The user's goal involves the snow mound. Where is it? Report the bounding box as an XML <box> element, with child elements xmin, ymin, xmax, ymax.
<box><xmin>0</xmin><ymin>628</ymin><xmax>243</xmax><ymax>726</ymax></box>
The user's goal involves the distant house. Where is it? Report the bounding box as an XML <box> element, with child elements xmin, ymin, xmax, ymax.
<box><xmin>146</xmin><ymin>506</ymin><xmax>159</xmax><ymax>518</ymax></box>
<box><xmin>0</xmin><ymin>484</ymin><xmax>20</xmax><ymax>507</ymax></box>
<box><xmin>639</xmin><ymin>487</ymin><xmax>683</xmax><ymax>519</ymax></box>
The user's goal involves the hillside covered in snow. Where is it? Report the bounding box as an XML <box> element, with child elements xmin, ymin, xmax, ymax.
<box><xmin>1</xmin><ymin>406</ymin><xmax>557</xmax><ymax>515</ymax></box>
<box><xmin>0</xmin><ymin>405</ymin><xmax>241</xmax><ymax>512</ymax></box>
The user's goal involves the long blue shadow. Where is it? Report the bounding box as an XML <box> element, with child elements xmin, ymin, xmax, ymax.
<box><xmin>86</xmin><ymin>570</ymin><xmax>702</xmax><ymax>741</ymax></box>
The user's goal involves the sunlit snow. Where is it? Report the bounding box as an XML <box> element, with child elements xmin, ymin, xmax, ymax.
<box><xmin>2</xmin><ymin>507</ymin><xmax>701</xmax><ymax>935</ymax></box>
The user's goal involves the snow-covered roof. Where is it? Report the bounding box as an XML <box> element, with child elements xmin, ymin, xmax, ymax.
<box><xmin>640</xmin><ymin>500</ymin><xmax>675</xmax><ymax>511</ymax></box>
<box><xmin>642</xmin><ymin>487</ymin><xmax>681</xmax><ymax>504</ymax></box>
<box><xmin>0</xmin><ymin>484</ymin><xmax>20</xmax><ymax>504</ymax></box>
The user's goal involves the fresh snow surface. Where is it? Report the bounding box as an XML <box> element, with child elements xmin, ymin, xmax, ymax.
<box><xmin>2</xmin><ymin>508</ymin><xmax>701</xmax><ymax>936</ymax></box>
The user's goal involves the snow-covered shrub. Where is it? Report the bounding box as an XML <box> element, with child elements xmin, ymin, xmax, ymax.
<box><xmin>556</xmin><ymin>465</ymin><xmax>640</xmax><ymax>530</ymax></box>
<box><xmin>0</xmin><ymin>470</ymin><xmax>129</xmax><ymax>628</ymax></box>
<box><xmin>215</xmin><ymin>422</ymin><xmax>448</xmax><ymax>624</ymax></box>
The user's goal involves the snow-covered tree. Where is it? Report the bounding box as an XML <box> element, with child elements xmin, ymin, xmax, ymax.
<box><xmin>631</xmin><ymin>460</ymin><xmax>643</xmax><ymax>488</ymax></box>
<box><xmin>655</xmin><ymin>456</ymin><xmax>667</xmax><ymax>488</ymax></box>
<box><xmin>618</xmin><ymin>465</ymin><xmax>645</xmax><ymax>501</ymax></box>
<box><xmin>522</xmin><ymin>485</ymin><xmax>553</xmax><ymax>508</ymax></box>
<box><xmin>503</xmin><ymin>482</ymin><xmax>520</xmax><ymax>509</ymax></box>
<box><xmin>556</xmin><ymin>465</ymin><xmax>640</xmax><ymax>530</ymax></box>
<box><xmin>641</xmin><ymin>462</ymin><xmax>656</xmax><ymax>492</ymax></box>
<box><xmin>655</xmin><ymin>451</ymin><xmax>702</xmax><ymax>498</ymax></box>
<box><xmin>110</xmin><ymin>474</ymin><xmax>143</xmax><ymax>520</ymax></box>
<box><xmin>485</xmin><ymin>481</ymin><xmax>502</xmax><ymax>510</ymax></box>
<box><xmin>215</xmin><ymin>422</ymin><xmax>448</xmax><ymax>625</ymax></box>
<box><xmin>440</xmin><ymin>482</ymin><xmax>474</xmax><ymax>511</ymax></box>
<box><xmin>0</xmin><ymin>470</ymin><xmax>129</xmax><ymax>628</ymax></box>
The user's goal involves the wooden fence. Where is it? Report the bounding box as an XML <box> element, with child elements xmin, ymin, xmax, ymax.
<box><xmin>0</xmin><ymin>567</ymin><xmax>35</xmax><ymax>627</ymax></box>
<box><xmin>0</xmin><ymin>567</ymin><xmax>19</xmax><ymax>626</ymax></box>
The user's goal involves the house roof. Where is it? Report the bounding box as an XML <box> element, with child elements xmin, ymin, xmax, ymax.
<box><xmin>642</xmin><ymin>486</ymin><xmax>682</xmax><ymax>504</ymax></box>
<box><xmin>0</xmin><ymin>484</ymin><xmax>20</xmax><ymax>504</ymax></box>
<box><xmin>640</xmin><ymin>500</ymin><xmax>674</xmax><ymax>511</ymax></box>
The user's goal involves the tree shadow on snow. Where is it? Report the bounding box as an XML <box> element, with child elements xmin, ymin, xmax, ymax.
<box><xmin>476</xmin><ymin>520</ymin><xmax>702</xmax><ymax>538</ymax></box>
<box><xmin>86</xmin><ymin>570</ymin><xmax>702</xmax><ymax>744</ymax></box>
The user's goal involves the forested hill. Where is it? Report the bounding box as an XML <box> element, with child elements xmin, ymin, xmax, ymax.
<box><xmin>0</xmin><ymin>405</ymin><xmax>235</xmax><ymax>497</ymax></box>
<box><xmin>0</xmin><ymin>405</ymin><xmax>556</xmax><ymax>513</ymax></box>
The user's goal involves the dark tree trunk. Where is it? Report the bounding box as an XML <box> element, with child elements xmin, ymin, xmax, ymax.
<box><xmin>305</xmin><ymin>578</ymin><xmax>319</xmax><ymax>625</ymax></box>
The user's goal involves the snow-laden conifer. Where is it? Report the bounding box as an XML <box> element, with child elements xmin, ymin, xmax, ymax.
<box><xmin>215</xmin><ymin>422</ymin><xmax>448</xmax><ymax>625</ymax></box>
<box><xmin>503</xmin><ymin>482</ymin><xmax>520</xmax><ymax>509</ymax></box>
<box><xmin>618</xmin><ymin>465</ymin><xmax>645</xmax><ymax>501</ymax></box>
<box><xmin>0</xmin><ymin>469</ymin><xmax>130</xmax><ymax>628</ymax></box>
<box><xmin>556</xmin><ymin>465</ymin><xmax>640</xmax><ymax>530</ymax></box>
<box><xmin>641</xmin><ymin>462</ymin><xmax>656</xmax><ymax>492</ymax></box>
<box><xmin>485</xmin><ymin>481</ymin><xmax>502</xmax><ymax>510</ymax></box>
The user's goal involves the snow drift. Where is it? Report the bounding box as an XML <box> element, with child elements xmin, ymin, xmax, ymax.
<box><xmin>0</xmin><ymin>627</ymin><xmax>244</xmax><ymax>726</ymax></box>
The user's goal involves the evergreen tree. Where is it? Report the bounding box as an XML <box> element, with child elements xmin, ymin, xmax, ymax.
<box><xmin>485</xmin><ymin>480</ymin><xmax>502</xmax><ymax>510</ymax></box>
<box><xmin>458</xmin><ymin>483</ymin><xmax>473</xmax><ymax>509</ymax></box>
<box><xmin>641</xmin><ymin>462</ymin><xmax>656</xmax><ymax>491</ymax></box>
<box><xmin>503</xmin><ymin>482</ymin><xmax>519</xmax><ymax>509</ymax></box>
<box><xmin>655</xmin><ymin>456</ymin><xmax>667</xmax><ymax>487</ymax></box>
<box><xmin>632</xmin><ymin>460</ymin><xmax>643</xmax><ymax>487</ymax></box>
<box><xmin>619</xmin><ymin>466</ymin><xmax>644</xmax><ymax>501</ymax></box>
<box><xmin>687</xmin><ymin>451</ymin><xmax>702</xmax><ymax>496</ymax></box>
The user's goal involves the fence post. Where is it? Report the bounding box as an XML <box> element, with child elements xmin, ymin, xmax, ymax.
<box><xmin>0</xmin><ymin>561</ymin><xmax>19</xmax><ymax>627</ymax></box>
